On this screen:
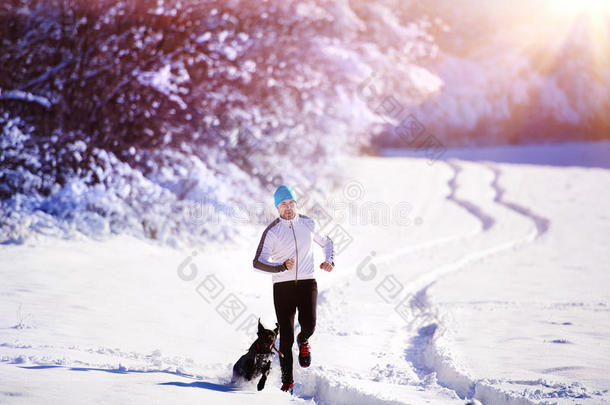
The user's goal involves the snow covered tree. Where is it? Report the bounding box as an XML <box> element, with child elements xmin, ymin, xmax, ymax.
<box><xmin>0</xmin><ymin>0</ymin><xmax>438</xmax><ymax>244</ymax></box>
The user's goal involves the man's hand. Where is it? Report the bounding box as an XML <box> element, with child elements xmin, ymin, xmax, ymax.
<box><xmin>284</xmin><ymin>258</ymin><xmax>295</xmax><ymax>270</ymax></box>
<box><xmin>320</xmin><ymin>261</ymin><xmax>334</xmax><ymax>272</ymax></box>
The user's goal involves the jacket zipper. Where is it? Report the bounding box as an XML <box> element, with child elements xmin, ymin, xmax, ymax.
<box><xmin>290</xmin><ymin>219</ymin><xmax>298</xmax><ymax>284</ymax></box>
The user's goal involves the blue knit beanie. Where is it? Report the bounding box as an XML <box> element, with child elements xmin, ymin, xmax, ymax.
<box><xmin>274</xmin><ymin>185</ymin><xmax>297</xmax><ymax>207</ymax></box>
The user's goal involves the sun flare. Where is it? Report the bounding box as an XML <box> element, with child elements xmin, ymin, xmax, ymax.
<box><xmin>540</xmin><ymin>0</ymin><xmax>610</xmax><ymax>71</ymax></box>
<box><xmin>548</xmin><ymin>0</ymin><xmax>610</xmax><ymax>16</ymax></box>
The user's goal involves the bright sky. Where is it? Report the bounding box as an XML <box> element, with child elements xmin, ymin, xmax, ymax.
<box><xmin>543</xmin><ymin>0</ymin><xmax>610</xmax><ymax>71</ymax></box>
<box><xmin>547</xmin><ymin>0</ymin><xmax>610</xmax><ymax>16</ymax></box>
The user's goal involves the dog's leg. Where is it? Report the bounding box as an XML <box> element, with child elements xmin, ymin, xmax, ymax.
<box><xmin>242</xmin><ymin>353</ymin><xmax>256</xmax><ymax>380</ymax></box>
<box><xmin>256</xmin><ymin>360</ymin><xmax>272</xmax><ymax>391</ymax></box>
<box><xmin>232</xmin><ymin>358</ymin><xmax>244</xmax><ymax>384</ymax></box>
<box><xmin>256</xmin><ymin>374</ymin><xmax>267</xmax><ymax>391</ymax></box>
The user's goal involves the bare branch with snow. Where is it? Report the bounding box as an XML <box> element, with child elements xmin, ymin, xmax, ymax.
<box><xmin>0</xmin><ymin>89</ymin><xmax>52</xmax><ymax>109</ymax></box>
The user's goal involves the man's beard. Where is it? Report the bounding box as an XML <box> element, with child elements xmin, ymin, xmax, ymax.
<box><xmin>281</xmin><ymin>211</ymin><xmax>296</xmax><ymax>220</ymax></box>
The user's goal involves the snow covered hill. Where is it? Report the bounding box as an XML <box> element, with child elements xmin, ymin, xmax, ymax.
<box><xmin>1</xmin><ymin>142</ymin><xmax>609</xmax><ymax>404</ymax></box>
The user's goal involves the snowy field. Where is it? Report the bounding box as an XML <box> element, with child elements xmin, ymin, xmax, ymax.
<box><xmin>1</xmin><ymin>142</ymin><xmax>609</xmax><ymax>404</ymax></box>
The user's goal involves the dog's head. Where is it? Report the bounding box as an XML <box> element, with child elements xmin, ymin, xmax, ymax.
<box><xmin>256</xmin><ymin>319</ymin><xmax>279</xmax><ymax>353</ymax></box>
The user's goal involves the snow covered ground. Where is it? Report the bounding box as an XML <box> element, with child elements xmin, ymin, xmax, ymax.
<box><xmin>1</xmin><ymin>142</ymin><xmax>609</xmax><ymax>404</ymax></box>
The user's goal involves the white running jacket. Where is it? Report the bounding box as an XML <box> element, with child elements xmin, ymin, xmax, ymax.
<box><xmin>253</xmin><ymin>214</ymin><xmax>334</xmax><ymax>284</ymax></box>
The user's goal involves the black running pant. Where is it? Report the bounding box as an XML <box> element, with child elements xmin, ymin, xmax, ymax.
<box><xmin>273</xmin><ymin>279</ymin><xmax>317</xmax><ymax>381</ymax></box>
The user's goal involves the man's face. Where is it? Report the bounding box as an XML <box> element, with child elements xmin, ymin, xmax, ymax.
<box><xmin>277</xmin><ymin>200</ymin><xmax>296</xmax><ymax>220</ymax></box>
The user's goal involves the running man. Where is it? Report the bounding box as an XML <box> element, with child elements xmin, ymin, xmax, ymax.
<box><xmin>252</xmin><ymin>185</ymin><xmax>335</xmax><ymax>392</ymax></box>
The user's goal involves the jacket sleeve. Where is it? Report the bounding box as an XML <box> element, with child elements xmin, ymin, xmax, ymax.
<box><xmin>253</xmin><ymin>228</ymin><xmax>286</xmax><ymax>273</ymax></box>
<box><xmin>313</xmin><ymin>220</ymin><xmax>335</xmax><ymax>265</ymax></box>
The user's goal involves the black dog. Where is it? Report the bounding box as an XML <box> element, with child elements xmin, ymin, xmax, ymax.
<box><xmin>232</xmin><ymin>319</ymin><xmax>280</xmax><ymax>391</ymax></box>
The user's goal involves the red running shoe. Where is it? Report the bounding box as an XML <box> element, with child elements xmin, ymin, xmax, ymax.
<box><xmin>280</xmin><ymin>382</ymin><xmax>294</xmax><ymax>393</ymax></box>
<box><xmin>298</xmin><ymin>338</ymin><xmax>311</xmax><ymax>368</ymax></box>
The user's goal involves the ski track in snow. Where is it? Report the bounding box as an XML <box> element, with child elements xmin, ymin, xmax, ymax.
<box><xmin>446</xmin><ymin>161</ymin><xmax>496</xmax><ymax>231</ymax></box>
<box><xmin>487</xmin><ymin>165</ymin><xmax>550</xmax><ymax>237</ymax></box>
<box><xmin>401</xmin><ymin>160</ymin><xmax>561</xmax><ymax>405</ymax></box>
